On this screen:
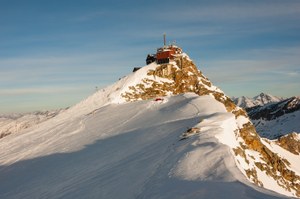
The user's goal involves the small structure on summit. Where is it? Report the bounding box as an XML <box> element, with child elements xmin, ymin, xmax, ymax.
<box><xmin>132</xmin><ymin>67</ymin><xmax>141</xmax><ymax>72</ymax></box>
<box><xmin>146</xmin><ymin>54</ymin><xmax>156</xmax><ymax>65</ymax></box>
<box><xmin>146</xmin><ymin>34</ymin><xmax>182</xmax><ymax>65</ymax></box>
<box><xmin>156</xmin><ymin>45</ymin><xmax>182</xmax><ymax>64</ymax></box>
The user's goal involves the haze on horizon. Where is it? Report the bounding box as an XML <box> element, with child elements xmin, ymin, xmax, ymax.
<box><xmin>1</xmin><ymin>0</ymin><xmax>300</xmax><ymax>114</ymax></box>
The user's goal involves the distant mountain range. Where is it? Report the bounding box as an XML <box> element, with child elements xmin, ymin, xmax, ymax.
<box><xmin>232</xmin><ymin>93</ymin><xmax>284</xmax><ymax>109</ymax></box>
<box><xmin>233</xmin><ymin>93</ymin><xmax>300</xmax><ymax>139</ymax></box>
<box><xmin>0</xmin><ymin>110</ymin><xmax>62</xmax><ymax>139</ymax></box>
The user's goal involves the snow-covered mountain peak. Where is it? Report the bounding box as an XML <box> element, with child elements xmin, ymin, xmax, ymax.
<box><xmin>120</xmin><ymin>53</ymin><xmax>228</xmax><ymax>105</ymax></box>
<box><xmin>233</xmin><ymin>93</ymin><xmax>283</xmax><ymax>109</ymax></box>
<box><xmin>253</xmin><ymin>92</ymin><xmax>283</xmax><ymax>105</ymax></box>
<box><xmin>70</xmin><ymin>49</ymin><xmax>300</xmax><ymax>197</ymax></box>
<box><xmin>1</xmin><ymin>46</ymin><xmax>300</xmax><ymax>198</ymax></box>
<box><xmin>62</xmin><ymin>51</ymin><xmax>229</xmax><ymax>118</ymax></box>
<box><xmin>50</xmin><ymin>49</ymin><xmax>300</xmax><ymax>197</ymax></box>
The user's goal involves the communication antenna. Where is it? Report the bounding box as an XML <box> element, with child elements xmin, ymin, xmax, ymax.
<box><xmin>163</xmin><ymin>33</ymin><xmax>166</xmax><ymax>46</ymax></box>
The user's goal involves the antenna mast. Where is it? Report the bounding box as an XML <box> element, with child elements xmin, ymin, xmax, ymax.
<box><xmin>163</xmin><ymin>33</ymin><xmax>166</xmax><ymax>47</ymax></box>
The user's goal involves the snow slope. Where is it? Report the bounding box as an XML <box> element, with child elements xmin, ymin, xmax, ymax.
<box><xmin>253</xmin><ymin>110</ymin><xmax>300</xmax><ymax>139</ymax></box>
<box><xmin>0</xmin><ymin>49</ymin><xmax>299</xmax><ymax>198</ymax></box>
<box><xmin>0</xmin><ymin>94</ymin><xmax>286</xmax><ymax>199</ymax></box>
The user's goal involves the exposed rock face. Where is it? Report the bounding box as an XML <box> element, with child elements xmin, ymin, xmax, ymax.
<box><xmin>120</xmin><ymin>53</ymin><xmax>300</xmax><ymax>197</ymax></box>
<box><xmin>237</xmin><ymin>123</ymin><xmax>300</xmax><ymax>195</ymax></box>
<box><xmin>122</xmin><ymin>55</ymin><xmax>235</xmax><ymax>112</ymax></box>
<box><xmin>277</xmin><ymin>133</ymin><xmax>300</xmax><ymax>155</ymax></box>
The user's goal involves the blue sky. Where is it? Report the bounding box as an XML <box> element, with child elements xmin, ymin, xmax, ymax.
<box><xmin>1</xmin><ymin>0</ymin><xmax>300</xmax><ymax>113</ymax></box>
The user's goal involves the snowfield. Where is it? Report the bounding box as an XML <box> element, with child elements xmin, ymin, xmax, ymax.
<box><xmin>0</xmin><ymin>93</ymin><xmax>287</xmax><ymax>199</ymax></box>
<box><xmin>253</xmin><ymin>111</ymin><xmax>300</xmax><ymax>139</ymax></box>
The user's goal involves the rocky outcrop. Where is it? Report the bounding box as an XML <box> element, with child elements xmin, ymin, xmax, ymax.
<box><xmin>277</xmin><ymin>133</ymin><xmax>300</xmax><ymax>155</ymax></box>
<box><xmin>237</xmin><ymin>122</ymin><xmax>300</xmax><ymax>196</ymax></box>
<box><xmin>122</xmin><ymin>56</ymin><xmax>235</xmax><ymax>112</ymax></box>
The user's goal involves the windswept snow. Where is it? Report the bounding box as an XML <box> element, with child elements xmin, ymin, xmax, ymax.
<box><xmin>0</xmin><ymin>94</ymin><xmax>286</xmax><ymax>199</ymax></box>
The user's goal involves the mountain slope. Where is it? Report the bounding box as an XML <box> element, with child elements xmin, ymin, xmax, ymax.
<box><xmin>0</xmin><ymin>48</ymin><xmax>299</xmax><ymax>198</ymax></box>
<box><xmin>248</xmin><ymin>96</ymin><xmax>300</xmax><ymax>139</ymax></box>
<box><xmin>114</xmin><ymin>53</ymin><xmax>300</xmax><ymax>197</ymax></box>
<box><xmin>0</xmin><ymin>94</ymin><xmax>286</xmax><ymax>199</ymax></box>
<box><xmin>233</xmin><ymin>94</ymin><xmax>300</xmax><ymax>157</ymax></box>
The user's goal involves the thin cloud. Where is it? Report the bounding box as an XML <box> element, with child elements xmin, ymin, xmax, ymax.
<box><xmin>155</xmin><ymin>1</ymin><xmax>300</xmax><ymax>22</ymax></box>
<box><xmin>0</xmin><ymin>52</ymin><xmax>132</xmax><ymax>74</ymax></box>
<box><xmin>72</xmin><ymin>11</ymin><xmax>107</xmax><ymax>22</ymax></box>
<box><xmin>0</xmin><ymin>86</ymin><xmax>89</xmax><ymax>96</ymax></box>
<box><xmin>202</xmin><ymin>45</ymin><xmax>300</xmax><ymax>85</ymax></box>
<box><xmin>271</xmin><ymin>71</ymin><xmax>300</xmax><ymax>77</ymax></box>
